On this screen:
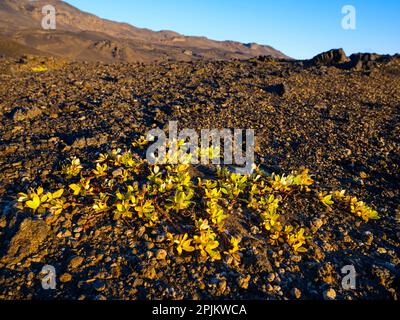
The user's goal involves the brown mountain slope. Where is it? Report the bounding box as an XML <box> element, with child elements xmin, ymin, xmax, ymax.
<box><xmin>0</xmin><ymin>34</ymin><xmax>50</xmax><ymax>57</ymax></box>
<box><xmin>0</xmin><ymin>0</ymin><xmax>289</xmax><ymax>62</ymax></box>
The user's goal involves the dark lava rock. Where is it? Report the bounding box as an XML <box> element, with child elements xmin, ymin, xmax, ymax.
<box><xmin>71</xmin><ymin>135</ymin><xmax>108</xmax><ymax>149</ymax></box>
<box><xmin>93</xmin><ymin>280</ymin><xmax>106</xmax><ymax>292</ymax></box>
<box><xmin>258</xmin><ymin>55</ymin><xmax>277</xmax><ymax>62</ymax></box>
<box><xmin>1</xmin><ymin>218</ymin><xmax>50</xmax><ymax>265</ymax></box>
<box><xmin>306</xmin><ymin>49</ymin><xmax>396</xmax><ymax>71</ymax></box>
<box><xmin>265</xmin><ymin>83</ymin><xmax>287</xmax><ymax>96</ymax></box>
<box><xmin>8</xmin><ymin>106</ymin><xmax>43</xmax><ymax>121</ymax></box>
<box><xmin>345</xmin><ymin>53</ymin><xmax>383</xmax><ymax>71</ymax></box>
<box><xmin>60</xmin><ymin>273</ymin><xmax>72</xmax><ymax>283</ymax></box>
<box><xmin>0</xmin><ymin>55</ymin><xmax>399</xmax><ymax>300</ymax></box>
<box><xmin>308</xmin><ymin>48</ymin><xmax>349</xmax><ymax>67</ymax></box>
<box><xmin>68</xmin><ymin>256</ymin><xmax>84</xmax><ymax>270</ymax></box>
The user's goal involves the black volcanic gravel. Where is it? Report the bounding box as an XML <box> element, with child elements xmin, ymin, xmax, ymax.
<box><xmin>0</xmin><ymin>55</ymin><xmax>399</xmax><ymax>300</ymax></box>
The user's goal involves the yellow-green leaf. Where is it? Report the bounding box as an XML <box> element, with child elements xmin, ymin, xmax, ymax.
<box><xmin>26</xmin><ymin>195</ymin><xmax>41</xmax><ymax>211</ymax></box>
<box><xmin>69</xmin><ymin>184</ymin><xmax>81</xmax><ymax>196</ymax></box>
<box><xmin>52</xmin><ymin>189</ymin><xmax>64</xmax><ymax>199</ymax></box>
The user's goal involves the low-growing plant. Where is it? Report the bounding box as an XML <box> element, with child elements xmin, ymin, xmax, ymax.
<box><xmin>193</xmin><ymin>228</ymin><xmax>221</xmax><ymax>261</ymax></box>
<box><xmin>132</xmin><ymin>136</ymin><xmax>148</xmax><ymax>149</ymax></box>
<box><xmin>18</xmin><ymin>187</ymin><xmax>66</xmax><ymax>215</ymax></box>
<box><xmin>165</xmin><ymin>190</ymin><xmax>194</xmax><ymax>212</ymax></box>
<box><xmin>206</xmin><ymin>200</ymin><xmax>227</xmax><ymax>230</ymax></box>
<box><xmin>196</xmin><ymin>145</ymin><xmax>221</xmax><ymax>162</ymax></box>
<box><xmin>62</xmin><ymin>157</ymin><xmax>83</xmax><ymax>178</ymax></box>
<box><xmin>134</xmin><ymin>198</ymin><xmax>155</xmax><ymax>219</ymax></box>
<box><xmin>292</xmin><ymin>169</ymin><xmax>314</xmax><ymax>191</ymax></box>
<box><xmin>69</xmin><ymin>177</ymin><xmax>94</xmax><ymax>196</ymax></box>
<box><xmin>269</xmin><ymin>173</ymin><xmax>295</xmax><ymax>192</ymax></box>
<box><xmin>15</xmin><ymin>136</ymin><xmax>381</xmax><ymax>267</ymax></box>
<box><xmin>332</xmin><ymin>190</ymin><xmax>379</xmax><ymax>222</ymax></box>
<box><xmin>284</xmin><ymin>226</ymin><xmax>309</xmax><ymax>253</ymax></box>
<box><xmin>249</xmin><ymin>194</ymin><xmax>280</xmax><ymax>214</ymax></box>
<box><xmin>219</xmin><ymin>171</ymin><xmax>248</xmax><ymax>200</ymax></box>
<box><xmin>201</xmin><ymin>179</ymin><xmax>227</xmax><ymax>230</ymax></box>
<box><xmin>350</xmin><ymin>199</ymin><xmax>380</xmax><ymax>222</ymax></box>
<box><xmin>93</xmin><ymin>163</ymin><xmax>108</xmax><ymax>177</ymax></box>
<box><xmin>92</xmin><ymin>192</ymin><xmax>110</xmax><ymax>213</ymax></box>
<box><xmin>31</xmin><ymin>66</ymin><xmax>48</xmax><ymax>72</ymax></box>
<box><xmin>319</xmin><ymin>192</ymin><xmax>334</xmax><ymax>209</ymax></box>
<box><xmin>113</xmin><ymin>185</ymin><xmax>139</xmax><ymax>219</ymax></box>
<box><xmin>224</xmin><ymin>236</ymin><xmax>243</xmax><ymax>266</ymax></box>
<box><xmin>167</xmin><ymin>233</ymin><xmax>195</xmax><ymax>255</ymax></box>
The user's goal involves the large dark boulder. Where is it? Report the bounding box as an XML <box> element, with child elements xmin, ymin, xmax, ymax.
<box><xmin>308</xmin><ymin>48</ymin><xmax>349</xmax><ymax>67</ymax></box>
<box><xmin>265</xmin><ymin>83</ymin><xmax>287</xmax><ymax>96</ymax></box>
<box><xmin>306</xmin><ymin>49</ymin><xmax>396</xmax><ymax>71</ymax></box>
<box><xmin>345</xmin><ymin>53</ymin><xmax>384</xmax><ymax>70</ymax></box>
<box><xmin>1</xmin><ymin>218</ymin><xmax>50</xmax><ymax>266</ymax></box>
<box><xmin>258</xmin><ymin>55</ymin><xmax>277</xmax><ymax>62</ymax></box>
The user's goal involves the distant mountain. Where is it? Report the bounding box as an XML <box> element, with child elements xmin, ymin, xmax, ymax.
<box><xmin>0</xmin><ymin>0</ymin><xmax>289</xmax><ymax>62</ymax></box>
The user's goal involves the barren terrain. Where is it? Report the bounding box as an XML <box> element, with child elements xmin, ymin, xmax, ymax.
<box><xmin>0</xmin><ymin>52</ymin><xmax>399</xmax><ymax>300</ymax></box>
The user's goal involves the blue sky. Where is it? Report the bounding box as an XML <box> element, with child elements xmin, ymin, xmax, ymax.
<box><xmin>66</xmin><ymin>0</ymin><xmax>400</xmax><ymax>59</ymax></box>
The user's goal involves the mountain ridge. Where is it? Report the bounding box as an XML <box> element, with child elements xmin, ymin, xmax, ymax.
<box><xmin>0</xmin><ymin>0</ymin><xmax>289</xmax><ymax>62</ymax></box>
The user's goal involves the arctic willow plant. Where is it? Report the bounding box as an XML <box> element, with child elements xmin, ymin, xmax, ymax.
<box><xmin>16</xmin><ymin>138</ymin><xmax>380</xmax><ymax>264</ymax></box>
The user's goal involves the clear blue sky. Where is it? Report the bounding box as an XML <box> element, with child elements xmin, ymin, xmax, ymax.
<box><xmin>66</xmin><ymin>0</ymin><xmax>400</xmax><ymax>59</ymax></box>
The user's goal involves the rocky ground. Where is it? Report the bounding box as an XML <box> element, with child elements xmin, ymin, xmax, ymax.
<box><xmin>0</xmin><ymin>52</ymin><xmax>399</xmax><ymax>300</ymax></box>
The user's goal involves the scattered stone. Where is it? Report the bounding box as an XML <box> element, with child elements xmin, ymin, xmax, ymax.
<box><xmin>218</xmin><ymin>280</ymin><xmax>227</xmax><ymax>294</ymax></box>
<box><xmin>111</xmin><ymin>264</ymin><xmax>121</xmax><ymax>278</ymax></box>
<box><xmin>377</xmin><ymin>247</ymin><xmax>387</xmax><ymax>254</ymax></box>
<box><xmin>133</xmin><ymin>278</ymin><xmax>144</xmax><ymax>287</ymax></box>
<box><xmin>237</xmin><ymin>275</ymin><xmax>251</xmax><ymax>289</ymax></box>
<box><xmin>93</xmin><ymin>280</ymin><xmax>106</xmax><ymax>292</ymax></box>
<box><xmin>60</xmin><ymin>273</ymin><xmax>72</xmax><ymax>283</ymax></box>
<box><xmin>11</xmin><ymin>106</ymin><xmax>43</xmax><ymax>121</ymax></box>
<box><xmin>155</xmin><ymin>249</ymin><xmax>167</xmax><ymax>260</ymax></box>
<box><xmin>57</xmin><ymin>230</ymin><xmax>72</xmax><ymax>238</ymax></box>
<box><xmin>343</xmin><ymin>235</ymin><xmax>352</xmax><ymax>243</ymax></box>
<box><xmin>146</xmin><ymin>242</ymin><xmax>155</xmax><ymax>249</ymax></box>
<box><xmin>291</xmin><ymin>255</ymin><xmax>302</xmax><ymax>263</ymax></box>
<box><xmin>311</xmin><ymin>218</ymin><xmax>324</xmax><ymax>231</ymax></box>
<box><xmin>314</xmin><ymin>247</ymin><xmax>325</xmax><ymax>261</ymax></box>
<box><xmin>155</xmin><ymin>234</ymin><xmax>166</xmax><ymax>242</ymax></box>
<box><xmin>0</xmin><ymin>215</ymin><xmax>7</xmax><ymax>228</ymax></box>
<box><xmin>323</xmin><ymin>288</ymin><xmax>337</xmax><ymax>300</ymax></box>
<box><xmin>144</xmin><ymin>267</ymin><xmax>157</xmax><ymax>280</ymax></box>
<box><xmin>71</xmin><ymin>135</ymin><xmax>108</xmax><ymax>149</ymax></box>
<box><xmin>1</xmin><ymin>219</ymin><xmax>50</xmax><ymax>265</ymax></box>
<box><xmin>364</xmin><ymin>231</ymin><xmax>374</xmax><ymax>245</ymax></box>
<box><xmin>267</xmin><ymin>273</ymin><xmax>275</xmax><ymax>283</ymax></box>
<box><xmin>137</xmin><ymin>226</ymin><xmax>146</xmax><ymax>238</ymax></box>
<box><xmin>291</xmin><ymin>287</ymin><xmax>302</xmax><ymax>299</ymax></box>
<box><xmin>69</xmin><ymin>256</ymin><xmax>84</xmax><ymax>270</ymax></box>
